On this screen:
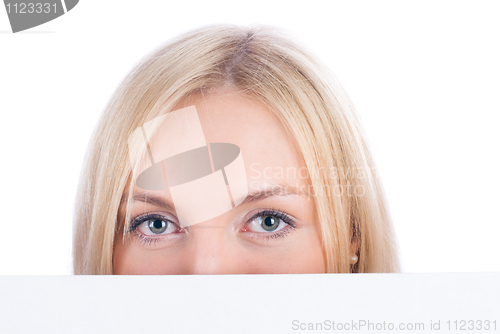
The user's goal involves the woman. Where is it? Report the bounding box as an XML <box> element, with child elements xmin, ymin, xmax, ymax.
<box><xmin>73</xmin><ymin>24</ymin><xmax>400</xmax><ymax>274</ymax></box>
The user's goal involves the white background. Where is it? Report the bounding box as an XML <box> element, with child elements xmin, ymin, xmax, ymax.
<box><xmin>0</xmin><ymin>1</ymin><xmax>499</xmax><ymax>274</ymax></box>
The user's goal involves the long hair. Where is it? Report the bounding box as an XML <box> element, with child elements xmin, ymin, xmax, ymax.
<box><xmin>73</xmin><ymin>24</ymin><xmax>400</xmax><ymax>274</ymax></box>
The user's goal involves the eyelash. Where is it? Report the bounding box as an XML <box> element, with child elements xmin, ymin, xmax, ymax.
<box><xmin>127</xmin><ymin>209</ymin><xmax>297</xmax><ymax>246</ymax></box>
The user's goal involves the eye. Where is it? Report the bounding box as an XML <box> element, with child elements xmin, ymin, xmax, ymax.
<box><xmin>131</xmin><ymin>214</ymin><xmax>182</xmax><ymax>236</ymax></box>
<box><xmin>245</xmin><ymin>213</ymin><xmax>289</xmax><ymax>233</ymax></box>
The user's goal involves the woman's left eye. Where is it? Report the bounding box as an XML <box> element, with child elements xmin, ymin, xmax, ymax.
<box><xmin>245</xmin><ymin>214</ymin><xmax>288</xmax><ymax>233</ymax></box>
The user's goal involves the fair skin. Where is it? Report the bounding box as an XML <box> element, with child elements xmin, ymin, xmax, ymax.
<box><xmin>113</xmin><ymin>91</ymin><xmax>327</xmax><ymax>274</ymax></box>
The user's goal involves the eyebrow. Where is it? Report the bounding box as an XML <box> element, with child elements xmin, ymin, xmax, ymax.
<box><xmin>123</xmin><ymin>184</ymin><xmax>308</xmax><ymax>210</ymax></box>
<box><xmin>235</xmin><ymin>184</ymin><xmax>308</xmax><ymax>208</ymax></box>
<box><xmin>122</xmin><ymin>191</ymin><xmax>176</xmax><ymax>211</ymax></box>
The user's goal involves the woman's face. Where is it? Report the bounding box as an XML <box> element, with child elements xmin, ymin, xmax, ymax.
<box><xmin>113</xmin><ymin>91</ymin><xmax>326</xmax><ymax>274</ymax></box>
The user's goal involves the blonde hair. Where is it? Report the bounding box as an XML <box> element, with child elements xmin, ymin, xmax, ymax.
<box><xmin>73</xmin><ymin>24</ymin><xmax>400</xmax><ymax>274</ymax></box>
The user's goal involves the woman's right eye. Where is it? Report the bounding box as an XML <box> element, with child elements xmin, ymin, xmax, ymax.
<box><xmin>132</xmin><ymin>215</ymin><xmax>182</xmax><ymax>236</ymax></box>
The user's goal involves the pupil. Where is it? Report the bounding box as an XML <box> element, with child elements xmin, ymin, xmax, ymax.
<box><xmin>261</xmin><ymin>216</ymin><xmax>279</xmax><ymax>231</ymax></box>
<box><xmin>264</xmin><ymin>217</ymin><xmax>275</xmax><ymax>227</ymax></box>
<box><xmin>153</xmin><ymin>220</ymin><xmax>164</xmax><ymax>229</ymax></box>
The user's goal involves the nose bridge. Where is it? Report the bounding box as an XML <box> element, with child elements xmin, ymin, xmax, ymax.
<box><xmin>188</xmin><ymin>225</ymin><xmax>237</xmax><ymax>275</ymax></box>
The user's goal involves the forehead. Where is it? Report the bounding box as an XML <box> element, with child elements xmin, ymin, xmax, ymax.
<box><xmin>185</xmin><ymin>92</ymin><xmax>306</xmax><ymax>182</ymax></box>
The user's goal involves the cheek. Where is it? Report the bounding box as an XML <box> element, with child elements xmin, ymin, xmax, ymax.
<box><xmin>240</xmin><ymin>250</ymin><xmax>325</xmax><ymax>274</ymax></box>
<box><xmin>237</xmin><ymin>235</ymin><xmax>326</xmax><ymax>274</ymax></box>
<box><xmin>113</xmin><ymin>239</ymin><xmax>138</xmax><ymax>275</ymax></box>
<box><xmin>114</xmin><ymin>245</ymin><xmax>189</xmax><ymax>275</ymax></box>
